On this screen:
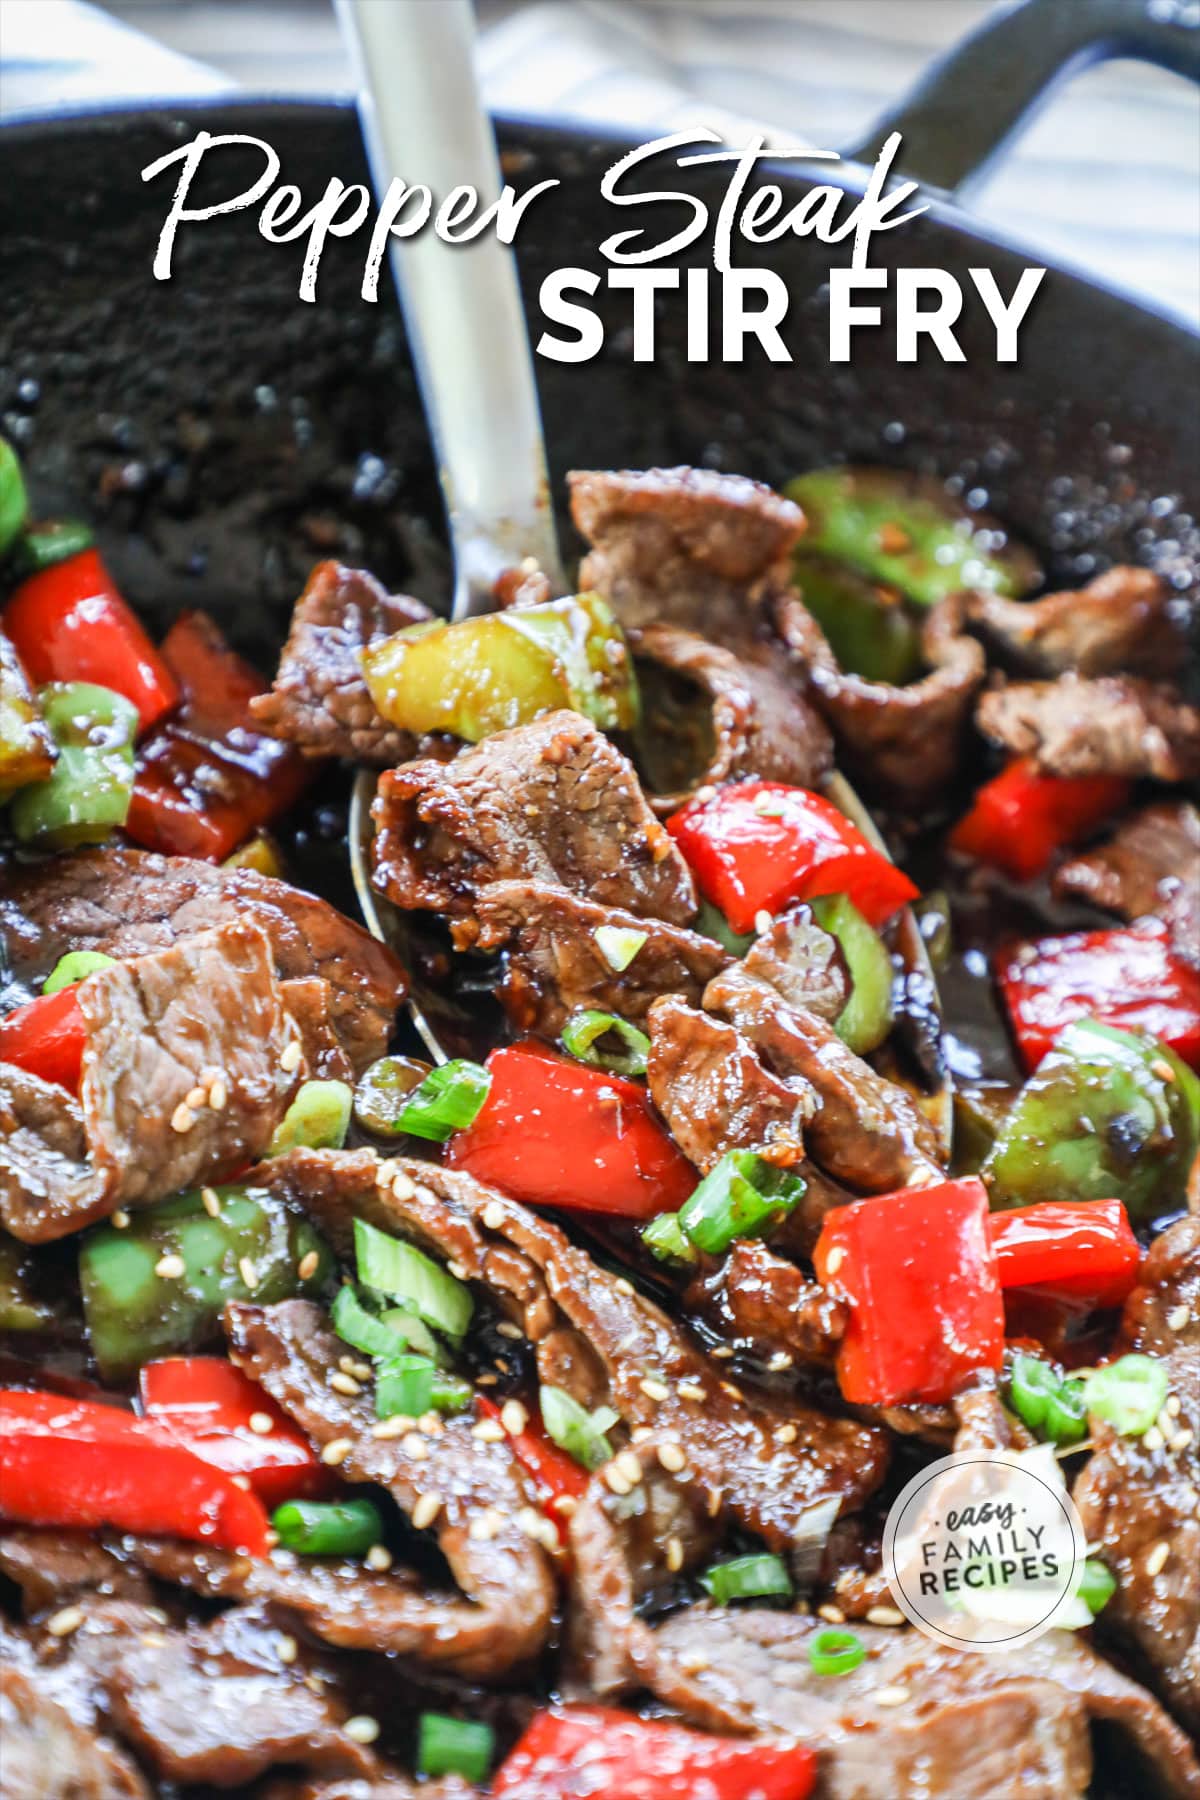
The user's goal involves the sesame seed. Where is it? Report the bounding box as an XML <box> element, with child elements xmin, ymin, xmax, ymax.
<box><xmin>1143</xmin><ymin>1426</ymin><xmax>1165</xmax><ymax>1452</ymax></box>
<box><xmin>710</xmin><ymin>1344</ymin><xmax>735</xmax><ymax>1359</ymax></box>
<box><xmin>706</xmin><ymin>1487</ymin><xmax>723</xmax><ymax>1518</ymax></box>
<box><xmin>418</xmin><ymin>1412</ymin><xmax>445</xmax><ymax>1437</ymax></box>
<box><xmin>411</xmin><ymin>1492</ymin><xmax>443</xmax><ymax>1531</ymax></box>
<box><xmin>774</xmin><ymin>1423</ymin><xmax>799</xmax><ymax>1445</ymax></box>
<box><xmin>280</xmin><ymin>1040</ymin><xmax>302</xmax><ymax>1074</ymax></box>
<box><xmin>329</xmin><ymin>1372</ymin><xmax>361</xmax><ymax>1397</ymax></box>
<box><xmin>371</xmin><ymin>1415</ymin><xmax>413</xmax><ymax>1439</ymax></box>
<box><xmin>1151</xmin><ymin>1058</ymin><xmax>1176</xmax><ymax>1082</ymax></box>
<box><xmin>249</xmin><ymin>1412</ymin><xmax>274</xmax><ymax>1435</ymax></box>
<box><xmin>496</xmin><ymin>1320</ymin><xmax>523</xmax><ymax>1340</ymax></box>
<box><xmin>677</xmin><ymin>1381</ymin><xmax>706</xmax><ymax>1402</ymax></box>
<box><xmin>615</xmin><ymin>1450</ymin><xmax>643</xmax><ymax>1487</ymax></box>
<box><xmin>817</xmin><ymin>1603</ymin><xmax>846</xmax><ymax>1625</ymax></box>
<box><xmin>344</xmin><ymin>1717</ymin><xmax>380</xmax><ymax>1746</ymax></box>
<box><xmin>658</xmin><ymin>1441</ymin><xmax>687</xmax><ymax>1473</ymax></box>
<box><xmin>719</xmin><ymin>1381</ymin><xmax>743</xmax><ymax>1401</ymax></box>
<box><xmin>640</xmin><ymin>1377</ymin><xmax>670</xmax><ymax>1403</ymax></box>
<box><xmin>1171</xmin><ymin>1428</ymin><xmax>1194</xmax><ymax>1453</ymax></box>
<box><xmin>201</xmin><ymin>1188</ymin><xmax>222</xmax><ymax>1218</ymax></box>
<box><xmin>349</xmin><ymin>1361</ymin><xmax>372</xmax><ymax>1381</ymax></box>
<box><xmin>469</xmin><ymin>1508</ymin><xmax>503</xmax><ymax>1541</ymax></box>
<box><xmin>185</xmin><ymin>1085</ymin><xmax>208</xmax><ymax>1111</ymax></box>
<box><xmin>482</xmin><ymin>1201</ymin><xmax>506</xmax><ymax>1230</ymax></box>
<box><xmin>139</xmin><ymin>1633</ymin><xmax>167</xmax><ymax>1649</ymax></box>
<box><xmin>695</xmin><ymin>785</ymin><xmax>716</xmax><ymax>804</ymax></box>
<box><xmin>276</xmin><ymin>1635</ymin><xmax>298</xmax><ymax>1664</ymax></box>
<box><xmin>232</xmin><ymin>1475</ymin><xmax>252</xmax><ymax>1491</ymax></box>
<box><xmin>614</xmin><ymin>1277</ymin><xmax>635</xmax><ymax>1296</ymax></box>
<box><xmin>155</xmin><ymin>1253</ymin><xmax>186</xmax><ymax>1279</ymax></box>
<box><xmin>297</xmin><ymin>1250</ymin><xmax>320</xmax><ymax>1281</ymax></box>
<box><xmin>604</xmin><ymin>1464</ymin><xmax>632</xmax><ymax>1496</ymax></box>
<box><xmin>824</xmin><ymin>1246</ymin><xmax>846</xmax><ymax>1276</ymax></box>
<box><xmin>552</xmin><ymin>1493</ymin><xmax>577</xmax><ymax>1518</ymax></box>
<box><xmin>679</xmin><ymin>1650</ymin><xmax>710</xmax><ymax>1674</ymax></box>
<box><xmin>501</xmin><ymin>1399</ymin><xmax>529</xmax><ymax>1437</ymax></box>
<box><xmin>390</xmin><ymin>1170</ymin><xmax>416</xmax><ymax>1200</ymax></box>
<box><xmin>366</xmin><ymin>1543</ymin><xmax>394</xmax><ymax>1570</ymax></box>
<box><xmin>112</xmin><ymin>1209</ymin><xmax>131</xmax><ymax>1230</ymax></box>
<box><xmin>665</xmin><ymin>1535</ymin><xmax>684</xmax><ymax>1573</ymax></box>
<box><xmin>473</xmin><ymin>1418</ymin><xmax>506</xmax><ymax>1443</ymax></box>
<box><xmin>402</xmin><ymin>1432</ymin><xmax>429</xmax><ymax>1461</ymax></box>
<box><xmin>1157</xmin><ymin>1407</ymin><xmax>1176</xmax><ymax>1438</ymax></box>
<box><xmin>208</xmin><ymin>1078</ymin><xmax>228</xmax><ymax>1112</ymax></box>
<box><xmin>767</xmin><ymin>1351</ymin><xmax>794</xmax><ymax>1371</ymax></box>
<box><xmin>170</xmin><ymin>1103</ymin><xmax>195</xmax><ymax>1134</ymax></box>
<box><xmin>753</xmin><ymin>908</ymin><xmax>774</xmax><ymax>935</ymax></box>
<box><xmin>1145</xmin><ymin>1540</ymin><xmax>1170</xmax><ymax>1578</ymax></box>
<box><xmin>1167</xmin><ymin>1395</ymin><xmax>1182</xmax><ymax>1418</ymax></box>
<box><xmin>447</xmin><ymin>1259</ymin><xmax>468</xmax><ymax>1281</ymax></box>
<box><xmin>1167</xmin><ymin>1306</ymin><xmax>1190</xmax><ymax>1334</ymax></box>
<box><xmin>45</xmin><ymin>1605</ymin><xmax>84</xmax><ymax>1638</ymax></box>
<box><xmin>320</xmin><ymin>1438</ymin><xmax>353</xmax><ymax>1467</ymax></box>
<box><xmin>874</xmin><ymin>1686</ymin><xmax>910</xmax><ymax>1707</ymax></box>
<box><xmin>239</xmin><ymin>1256</ymin><xmax>260</xmax><ymax>1292</ymax></box>
<box><xmin>516</xmin><ymin>1506</ymin><xmax>546</xmax><ymax>1542</ymax></box>
<box><xmin>866</xmin><ymin>1606</ymin><xmax>905</xmax><ymax>1627</ymax></box>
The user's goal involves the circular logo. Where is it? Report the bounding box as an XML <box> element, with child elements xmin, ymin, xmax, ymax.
<box><xmin>882</xmin><ymin>1445</ymin><xmax>1088</xmax><ymax>1652</ymax></box>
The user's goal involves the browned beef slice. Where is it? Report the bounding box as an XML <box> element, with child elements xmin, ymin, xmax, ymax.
<box><xmin>1122</xmin><ymin>1215</ymin><xmax>1200</xmax><ymax>1355</ymax></box>
<box><xmin>977</xmin><ymin>672</ymin><xmax>1200</xmax><ymax>782</ymax></box>
<box><xmin>469</xmin><ymin>882</ymin><xmax>728</xmax><ymax>1038</ymax></box>
<box><xmin>965</xmin><ymin>564</ymin><xmax>1186</xmax><ymax>679</ymax></box>
<box><xmin>1054</xmin><ymin>801</ymin><xmax>1200</xmax><ymax>962</ymax></box>
<box><xmin>741</xmin><ymin>902</ymin><xmax>848</xmax><ymax>1020</ymax></box>
<box><xmin>248</xmin><ymin>559</ymin><xmax>434</xmax><ymax>764</ymax></box>
<box><xmin>224</xmin><ymin>1297</ymin><xmax>556</xmax><ymax>1679</ymax></box>
<box><xmin>570</xmin><ymin>465</ymin><xmax>804</xmax><ymax>639</ymax></box>
<box><xmin>686</xmin><ymin>1236</ymin><xmax>845</xmax><ymax>1364</ymax></box>
<box><xmin>646</xmin><ymin>1610</ymin><xmax>1200</xmax><ymax>1799</ymax></box>
<box><xmin>371</xmin><ymin>711</ymin><xmax>696</xmax><ymax>923</ymax></box>
<box><xmin>0</xmin><ymin>1664</ymin><xmax>150</xmax><ymax>1800</ymax></box>
<box><xmin>0</xmin><ymin>846</ymin><xmax>404</xmax><ymax>1074</ymax></box>
<box><xmin>646</xmin><ymin>994</ymin><xmax>813</xmax><ymax>1173</ymax></box>
<box><xmin>0</xmin><ymin>1064</ymin><xmax>95</xmax><ymax>1240</ymax></box>
<box><xmin>776</xmin><ymin>591</ymin><xmax>986</xmax><ymax>809</ymax></box>
<box><xmin>0</xmin><ymin>1530</ymin><xmax>152</xmax><ymax>1613</ymax></box>
<box><xmin>631</xmin><ymin>622</ymin><xmax>832</xmax><ymax>811</ymax></box>
<box><xmin>0</xmin><ymin>923</ymin><xmax>301</xmax><ymax>1243</ymax></box>
<box><xmin>705</xmin><ymin>966</ymin><xmax>943</xmax><ymax>1192</ymax></box>
<box><xmin>279</xmin><ymin>976</ymin><xmax>356</xmax><ymax>1082</ymax></box>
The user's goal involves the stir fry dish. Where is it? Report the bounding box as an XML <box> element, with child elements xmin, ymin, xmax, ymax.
<box><xmin>1</xmin><ymin>438</ymin><xmax>1198</xmax><ymax>1799</ymax></box>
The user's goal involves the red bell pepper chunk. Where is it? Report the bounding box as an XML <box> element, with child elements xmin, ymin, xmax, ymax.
<box><xmin>492</xmin><ymin>1706</ymin><xmax>816</xmax><ymax>1800</ymax></box>
<box><xmin>445</xmin><ymin>1043</ymin><xmax>696</xmax><ymax>1220</ymax></box>
<box><xmin>2</xmin><ymin>548</ymin><xmax>179</xmax><ymax>734</ymax></box>
<box><xmin>666</xmin><ymin>779</ymin><xmax>917</xmax><ymax>937</ymax></box>
<box><xmin>949</xmin><ymin>758</ymin><xmax>1130</xmax><ymax>883</ymax></box>
<box><xmin>997</xmin><ymin>921</ymin><xmax>1200</xmax><ymax>1073</ymax></box>
<box><xmin>989</xmin><ymin>1198</ymin><xmax>1141</xmax><ymax>1309</ymax></box>
<box><xmin>125</xmin><ymin>611</ymin><xmax>310</xmax><ymax>863</ymax></box>
<box><xmin>138</xmin><ymin>1357</ymin><xmax>328</xmax><ymax>1507</ymax></box>
<box><xmin>814</xmin><ymin>1177</ymin><xmax>1004</xmax><ymax>1407</ymax></box>
<box><xmin>0</xmin><ymin>1390</ymin><xmax>271</xmax><ymax>1555</ymax></box>
<box><xmin>0</xmin><ymin>985</ymin><xmax>86</xmax><ymax>1092</ymax></box>
<box><xmin>476</xmin><ymin>1393</ymin><xmax>586</xmax><ymax>1545</ymax></box>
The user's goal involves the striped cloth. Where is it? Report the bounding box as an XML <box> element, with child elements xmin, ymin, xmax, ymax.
<box><xmin>3</xmin><ymin>0</ymin><xmax>1197</xmax><ymax>324</ymax></box>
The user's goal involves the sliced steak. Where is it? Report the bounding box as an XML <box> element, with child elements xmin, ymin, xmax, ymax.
<box><xmin>0</xmin><ymin>1664</ymin><xmax>149</xmax><ymax>1800</ymax></box>
<box><xmin>278</xmin><ymin>975</ymin><xmax>356</xmax><ymax>1083</ymax></box>
<box><xmin>647</xmin><ymin>1609</ymin><xmax>1200</xmax><ymax>1798</ymax></box>
<box><xmin>686</xmin><ymin>1236</ymin><xmax>846</xmax><ymax>1365</ymax></box>
<box><xmin>371</xmin><ymin>711</ymin><xmax>696</xmax><ymax>923</ymax></box>
<box><xmin>469</xmin><ymin>882</ymin><xmax>728</xmax><ymax>1038</ymax></box>
<box><xmin>0</xmin><ymin>923</ymin><xmax>301</xmax><ymax>1242</ymax></box>
<box><xmin>741</xmin><ymin>903</ymin><xmax>848</xmax><ymax>1021</ymax></box>
<box><xmin>964</xmin><ymin>565</ymin><xmax>1186</xmax><ymax>678</ymax></box>
<box><xmin>0</xmin><ymin>1529</ymin><xmax>152</xmax><ymax>1613</ymax></box>
<box><xmin>776</xmin><ymin>592</ymin><xmax>986</xmax><ymax>809</ymax></box>
<box><xmin>646</xmin><ymin>994</ymin><xmax>814</xmax><ymax>1173</ymax></box>
<box><xmin>224</xmin><ymin>1297</ymin><xmax>556</xmax><ymax>1679</ymax></box>
<box><xmin>0</xmin><ymin>846</ymin><xmax>404</xmax><ymax>1074</ymax></box>
<box><xmin>631</xmin><ymin>622</ymin><xmax>831</xmax><ymax>812</ymax></box>
<box><xmin>1054</xmin><ymin>800</ymin><xmax>1200</xmax><ymax>962</ymax></box>
<box><xmin>977</xmin><ymin>673</ymin><xmax>1200</xmax><ymax>782</ymax></box>
<box><xmin>705</xmin><ymin>966</ymin><xmax>943</xmax><ymax>1192</ymax></box>
<box><xmin>249</xmin><ymin>559</ymin><xmax>435</xmax><ymax>764</ymax></box>
<box><xmin>1122</xmin><ymin>1215</ymin><xmax>1200</xmax><ymax>1355</ymax></box>
<box><xmin>255</xmin><ymin>1150</ymin><xmax>889</xmax><ymax>1542</ymax></box>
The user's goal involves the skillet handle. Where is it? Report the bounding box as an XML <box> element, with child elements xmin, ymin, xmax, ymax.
<box><xmin>845</xmin><ymin>0</ymin><xmax>1200</xmax><ymax>200</ymax></box>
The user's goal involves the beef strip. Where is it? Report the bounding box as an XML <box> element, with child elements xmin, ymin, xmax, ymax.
<box><xmin>645</xmin><ymin>994</ymin><xmax>814</xmax><ymax>1173</ymax></box>
<box><xmin>0</xmin><ymin>1664</ymin><xmax>150</xmax><ymax>1800</ymax></box>
<box><xmin>631</xmin><ymin>622</ymin><xmax>832</xmax><ymax>812</ymax></box>
<box><xmin>0</xmin><ymin>846</ymin><xmax>404</xmax><ymax>1074</ymax></box>
<box><xmin>0</xmin><ymin>1529</ymin><xmax>152</xmax><ymax>1613</ymax></box>
<box><xmin>775</xmin><ymin>591</ymin><xmax>986</xmax><ymax>809</ymax></box>
<box><xmin>254</xmin><ymin>1150</ymin><xmax>889</xmax><ymax>1543</ymax></box>
<box><xmin>1074</xmin><ymin>1216</ymin><xmax>1200</xmax><ymax>1733</ymax></box>
<box><xmin>224</xmin><ymin>1297</ymin><xmax>557</xmax><ymax>1680</ymax></box>
<box><xmin>705</xmin><ymin>966</ymin><xmax>943</xmax><ymax>1192</ymax></box>
<box><xmin>685</xmin><ymin>1236</ymin><xmax>846</xmax><ymax>1365</ymax></box>
<box><xmin>468</xmin><ymin>882</ymin><xmax>728</xmax><ymax>1038</ymax></box>
<box><xmin>1054</xmin><ymin>800</ymin><xmax>1200</xmax><ymax>962</ymax></box>
<box><xmin>646</xmin><ymin>1609</ymin><xmax>1200</xmax><ymax>1799</ymax></box>
<box><xmin>977</xmin><ymin>672</ymin><xmax>1200</xmax><ymax>782</ymax></box>
<box><xmin>0</xmin><ymin>922</ymin><xmax>301</xmax><ymax>1242</ymax></box>
<box><xmin>964</xmin><ymin>564</ymin><xmax>1186</xmax><ymax>679</ymax></box>
<box><xmin>371</xmin><ymin>711</ymin><xmax>696</xmax><ymax>924</ymax></box>
<box><xmin>248</xmin><ymin>560</ymin><xmax>434</xmax><ymax>764</ymax></box>
<box><xmin>278</xmin><ymin>975</ymin><xmax>357</xmax><ymax>1082</ymax></box>
<box><xmin>741</xmin><ymin>902</ymin><xmax>848</xmax><ymax>1021</ymax></box>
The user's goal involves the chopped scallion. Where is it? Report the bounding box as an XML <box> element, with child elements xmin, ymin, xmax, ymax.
<box><xmin>1007</xmin><ymin>1352</ymin><xmax>1061</xmax><ymax>1436</ymax></box>
<box><xmin>560</xmin><ymin>1008</ymin><xmax>651</xmax><ymax>1077</ymax></box>
<box><xmin>41</xmin><ymin>950</ymin><xmax>115</xmax><ymax>995</ymax></box>
<box><xmin>376</xmin><ymin>1352</ymin><xmax>472</xmax><ymax>1420</ymax></box>
<box><xmin>331</xmin><ymin>1283</ymin><xmax>440</xmax><ymax>1363</ymax></box>
<box><xmin>808</xmin><ymin>1626</ymin><xmax>866</xmax><ymax>1677</ymax></box>
<box><xmin>1084</xmin><ymin>1354</ymin><xmax>1169</xmax><ymax>1438</ymax></box>
<box><xmin>354</xmin><ymin>1218</ymin><xmax>473</xmax><ymax>1341</ymax></box>
<box><xmin>397</xmin><ymin>1059</ymin><xmax>491</xmax><ymax>1142</ymax></box>
<box><xmin>641</xmin><ymin>1211</ymin><xmax>697</xmax><ymax>1265</ymax></box>
<box><xmin>271</xmin><ymin>1498</ymin><xmax>382</xmax><ymax>1557</ymax></box>
<box><xmin>1077</xmin><ymin>1558</ymin><xmax>1117</xmax><ymax>1616</ymax></box>
<box><xmin>678</xmin><ymin>1150</ymin><xmax>805</xmax><ymax>1255</ymax></box>
<box><xmin>699</xmin><ymin>1553</ymin><xmax>792</xmax><ymax>1605</ymax></box>
<box><xmin>540</xmin><ymin>1384</ymin><xmax>619</xmax><ymax>1471</ymax></box>
<box><xmin>1043</xmin><ymin>1378</ymin><xmax>1088</xmax><ymax>1446</ymax></box>
<box><xmin>594</xmin><ymin>924</ymin><xmax>648</xmax><ymax>972</ymax></box>
<box><xmin>417</xmin><ymin>1713</ymin><xmax>495</xmax><ymax>1784</ymax></box>
<box><xmin>268</xmin><ymin>1080</ymin><xmax>353</xmax><ymax>1155</ymax></box>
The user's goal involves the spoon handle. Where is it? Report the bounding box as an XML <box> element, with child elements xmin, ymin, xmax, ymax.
<box><xmin>336</xmin><ymin>0</ymin><xmax>564</xmax><ymax>614</ymax></box>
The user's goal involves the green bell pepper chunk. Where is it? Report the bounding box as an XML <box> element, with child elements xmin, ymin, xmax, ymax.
<box><xmin>0</xmin><ymin>633</ymin><xmax>55</xmax><ymax>799</ymax></box>
<box><xmin>0</xmin><ymin>1232</ymin><xmax>63</xmax><ymax>1333</ymax></box>
<box><xmin>694</xmin><ymin>898</ymin><xmax>755</xmax><ymax>958</ymax></box>
<box><xmin>361</xmin><ymin>593</ymin><xmax>639</xmax><ymax>741</ymax></box>
<box><xmin>952</xmin><ymin>1083</ymin><xmax>1018</xmax><ymax>1177</ymax></box>
<box><xmin>785</xmin><ymin>467</ymin><xmax>1041</xmax><ymax>607</ymax></box>
<box><xmin>353</xmin><ymin>1056</ymin><xmax>434</xmax><ymax>1138</ymax></box>
<box><xmin>984</xmin><ymin>1019</ymin><xmax>1200</xmax><ymax>1220</ymax></box>
<box><xmin>793</xmin><ymin>553</ymin><xmax>922</xmax><ymax>684</ymax></box>
<box><xmin>0</xmin><ymin>438</ymin><xmax>29</xmax><ymax>558</ymax></box>
<box><xmin>79</xmin><ymin>1185</ymin><xmax>333</xmax><ymax>1380</ymax></box>
<box><xmin>268</xmin><ymin>1080</ymin><xmax>353</xmax><ymax>1154</ymax></box>
<box><xmin>810</xmin><ymin>894</ymin><xmax>895</xmax><ymax>1055</ymax></box>
<box><xmin>10</xmin><ymin>682</ymin><xmax>137</xmax><ymax>849</ymax></box>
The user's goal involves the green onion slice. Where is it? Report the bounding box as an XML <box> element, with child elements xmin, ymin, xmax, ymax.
<box><xmin>641</xmin><ymin>1211</ymin><xmax>697</xmax><ymax>1265</ymax></box>
<box><xmin>417</xmin><ymin>1713</ymin><xmax>495</xmax><ymax>1784</ymax></box>
<box><xmin>268</xmin><ymin>1080</ymin><xmax>353</xmax><ymax>1155</ymax></box>
<box><xmin>699</xmin><ymin>1553</ymin><xmax>792</xmax><ymax>1605</ymax></box>
<box><xmin>271</xmin><ymin>1498</ymin><xmax>382</xmax><ymax>1558</ymax></box>
<box><xmin>397</xmin><ymin>1059</ymin><xmax>491</xmax><ymax>1142</ymax></box>
<box><xmin>1084</xmin><ymin>1354</ymin><xmax>1169</xmax><ymax>1437</ymax></box>
<box><xmin>376</xmin><ymin>1352</ymin><xmax>472</xmax><ymax>1420</ymax></box>
<box><xmin>809</xmin><ymin>1626</ymin><xmax>866</xmax><ymax>1677</ymax></box>
<box><xmin>1077</xmin><ymin>1558</ymin><xmax>1117</xmax><ymax>1616</ymax></box>
<box><xmin>354</xmin><ymin>1218</ymin><xmax>473</xmax><ymax>1341</ymax></box>
<box><xmin>41</xmin><ymin>950</ymin><xmax>115</xmax><ymax>995</ymax></box>
<box><xmin>679</xmin><ymin>1149</ymin><xmax>806</xmax><ymax>1256</ymax></box>
<box><xmin>594</xmin><ymin>924</ymin><xmax>648</xmax><ymax>972</ymax></box>
<box><xmin>1007</xmin><ymin>1352</ymin><xmax>1061</xmax><ymax>1436</ymax></box>
<box><xmin>540</xmin><ymin>1384</ymin><xmax>620</xmax><ymax>1471</ymax></box>
<box><xmin>560</xmin><ymin>1008</ymin><xmax>651</xmax><ymax>1077</ymax></box>
<box><xmin>331</xmin><ymin>1284</ymin><xmax>440</xmax><ymax>1363</ymax></box>
<box><xmin>1043</xmin><ymin>1378</ymin><xmax>1089</xmax><ymax>1446</ymax></box>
